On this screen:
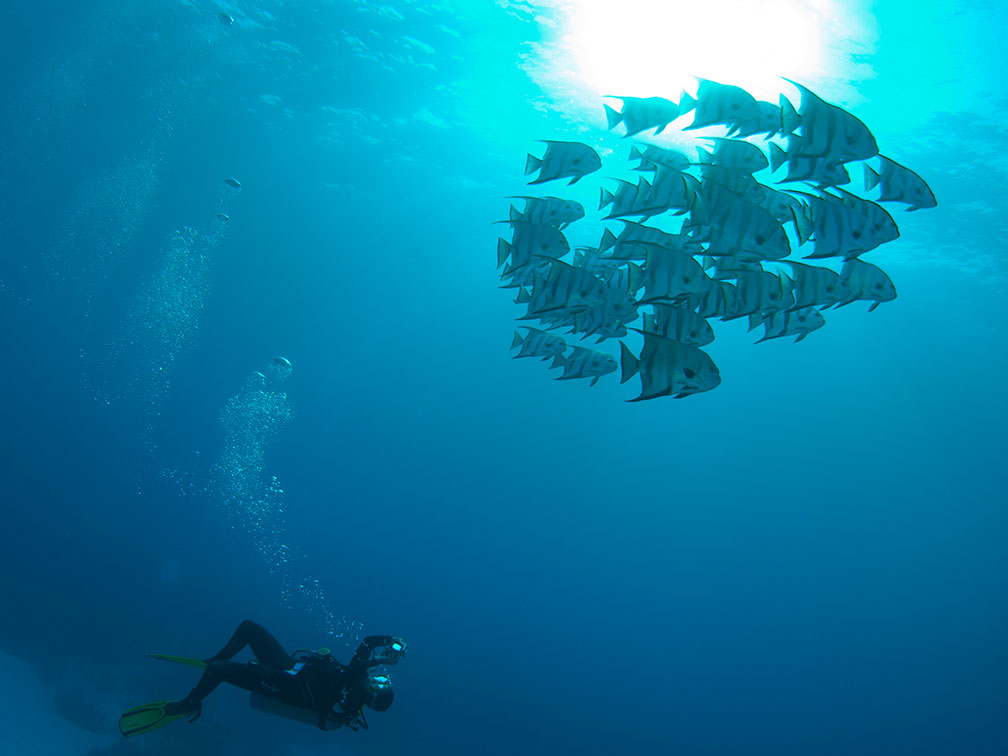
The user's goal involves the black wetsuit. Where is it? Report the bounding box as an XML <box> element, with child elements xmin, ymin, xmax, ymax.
<box><xmin>178</xmin><ymin>620</ymin><xmax>395</xmax><ymax>730</ymax></box>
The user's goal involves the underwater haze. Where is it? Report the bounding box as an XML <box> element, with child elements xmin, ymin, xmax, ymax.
<box><xmin>1</xmin><ymin>1</ymin><xmax>1006</xmax><ymax>754</ymax></box>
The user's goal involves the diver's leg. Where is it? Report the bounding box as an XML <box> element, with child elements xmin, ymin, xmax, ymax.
<box><xmin>167</xmin><ymin>661</ymin><xmax>294</xmax><ymax>716</ymax></box>
<box><xmin>205</xmin><ymin>620</ymin><xmax>293</xmax><ymax>669</ymax></box>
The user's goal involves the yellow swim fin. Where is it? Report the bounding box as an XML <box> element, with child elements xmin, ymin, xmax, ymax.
<box><xmin>118</xmin><ymin>701</ymin><xmax>187</xmax><ymax>737</ymax></box>
<box><xmin>149</xmin><ymin>653</ymin><xmax>208</xmax><ymax>670</ymax></box>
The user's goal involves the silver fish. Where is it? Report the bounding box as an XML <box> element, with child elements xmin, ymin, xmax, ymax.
<box><xmin>864</xmin><ymin>156</ymin><xmax>937</xmax><ymax>211</ymax></box>
<box><xmin>689</xmin><ymin>278</ymin><xmax>738</xmax><ymax>319</ymax></box>
<box><xmin>837</xmin><ymin>259</ymin><xmax>896</xmax><ymax>310</ymax></box>
<box><xmin>769</xmin><ymin>142</ymin><xmax>851</xmax><ymax>188</ymax></box>
<box><xmin>692</xmin><ymin>183</ymin><xmax>790</xmax><ymax>260</ymax></box>
<box><xmin>525</xmin><ymin>140</ymin><xmax>602</xmax><ymax>185</ymax></box>
<box><xmin>632</xmin><ymin>246</ymin><xmax>708</xmax><ymax>304</ymax></box>
<box><xmin>696</xmin><ymin>137</ymin><xmax>769</xmax><ymax>174</ymax></box>
<box><xmin>727</xmin><ymin>100</ymin><xmax>786</xmax><ymax>138</ymax></box>
<box><xmin>555</xmin><ymin>346</ymin><xmax>617</xmax><ymax>385</ymax></box>
<box><xmin>749</xmin><ymin>307</ymin><xmax>825</xmax><ymax>342</ymax></box>
<box><xmin>497</xmin><ymin>222</ymin><xmax>570</xmax><ymax>276</ymax></box>
<box><xmin>604</xmin><ymin>96</ymin><xmax>681</xmax><ymax>138</ymax></box>
<box><xmin>781</xmin><ymin>261</ymin><xmax>850</xmax><ymax>309</ymax></box>
<box><xmin>780</xmin><ymin>79</ymin><xmax>878</xmax><ymax>162</ymax></box>
<box><xmin>727</xmin><ymin>270</ymin><xmax>794</xmax><ymax>319</ymax></box>
<box><xmin>643</xmin><ymin>303</ymin><xmax>715</xmax><ymax>346</ymax></box>
<box><xmin>620</xmin><ymin>331</ymin><xmax>721</xmax><ymax>400</ymax></box>
<box><xmin>508</xmin><ymin>196</ymin><xmax>585</xmax><ymax>228</ymax></box>
<box><xmin>511</xmin><ymin>327</ymin><xmax>566</xmax><ymax>360</ymax></box>
<box><xmin>629</xmin><ymin>143</ymin><xmax>691</xmax><ymax>173</ymax></box>
<box><xmin>681</xmin><ymin>79</ymin><xmax>761</xmax><ymax>132</ymax></box>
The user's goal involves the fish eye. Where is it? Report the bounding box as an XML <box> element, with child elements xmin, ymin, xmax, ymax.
<box><xmin>852</xmin><ymin>230</ymin><xmax>861</xmax><ymax>239</ymax></box>
<box><xmin>873</xmin><ymin>282</ymin><xmax>883</xmax><ymax>290</ymax></box>
<box><xmin>846</xmin><ymin>135</ymin><xmax>856</xmax><ymax>145</ymax></box>
<box><xmin>573</xmin><ymin>158</ymin><xmax>581</xmax><ymax>164</ymax></box>
<box><xmin>684</xmin><ymin>368</ymin><xmax>697</xmax><ymax>379</ymax></box>
<box><xmin>755</xmin><ymin>234</ymin><xmax>765</xmax><ymax>245</ymax></box>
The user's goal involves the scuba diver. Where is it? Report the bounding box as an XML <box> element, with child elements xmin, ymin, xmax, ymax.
<box><xmin>119</xmin><ymin>620</ymin><xmax>406</xmax><ymax>737</ymax></box>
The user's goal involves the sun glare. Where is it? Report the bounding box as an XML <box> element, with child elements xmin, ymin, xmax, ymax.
<box><xmin>526</xmin><ymin>0</ymin><xmax>877</xmax><ymax>127</ymax></box>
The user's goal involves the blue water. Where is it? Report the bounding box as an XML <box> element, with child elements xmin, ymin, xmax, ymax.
<box><xmin>1</xmin><ymin>2</ymin><xmax>1006</xmax><ymax>755</ymax></box>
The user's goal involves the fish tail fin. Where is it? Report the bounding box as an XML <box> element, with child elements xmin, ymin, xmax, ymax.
<box><xmin>510</xmin><ymin>331</ymin><xmax>523</xmax><ymax>350</ymax></box>
<box><xmin>627</xmin><ymin>262</ymin><xmax>646</xmax><ymax>293</ymax></box>
<box><xmin>747</xmin><ymin>313</ymin><xmax>763</xmax><ymax>332</ymax></box>
<box><xmin>599</xmin><ymin>187</ymin><xmax>614</xmax><ymax>210</ymax></box>
<box><xmin>864</xmin><ymin>164</ymin><xmax>881</xmax><ymax>192</ymax></box>
<box><xmin>678</xmin><ymin>90</ymin><xmax>697</xmax><ymax>114</ymax></box>
<box><xmin>769</xmin><ymin>142</ymin><xmax>786</xmax><ymax>173</ymax></box>
<box><xmin>779</xmin><ymin>94</ymin><xmax>799</xmax><ymax>133</ymax></box>
<box><xmin>509</xmin><ymin>205</ymin><xmax>522</xmax><ymax>222</ymax></box>
<box><xmin>603</xmin><ymin>103</ymin><xmax>623</xmax><ymax>130</ymax></box>
<box><xmin>791</xmin><ymin>205</ymin><xmax>813</xmax><ymax>245</ymax></box>
<box><xmin>514</xmin><ymin>286</ymin><xmax>531</xmax><ymax>304</ymax></box>
<box><xmin>496</xmin><ymin>238</ymin><xmax>511</xmax><ymax>268</ymax></box>
<box><xmin>696</xmin><ymin>146</ymin><xmax>714</xmax><ymax>164</ymax></box>
<box><xmin>599</xmin><ymin>227</ymin><xmax>617</xmax><ymax>252</ymax></box>
<box><xmin>618</xmin><ymin>341</ymin><xmax>639</xmax><ymax>383</ymax></box>
<box><xmin>550</xmin><ymin>353</ymin><xmax>566</xmax><ymax>369</ymax></box>
<box><xmin>524</xmin><ymin>153</ymin><xmax>541</xmax><ymax>176</ymax></box>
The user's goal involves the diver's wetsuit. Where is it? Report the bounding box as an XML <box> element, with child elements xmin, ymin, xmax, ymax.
<box><xmin>174</xmin><ymin>620</ymin><xmax>396</xmax><ymax>730</ymax></box>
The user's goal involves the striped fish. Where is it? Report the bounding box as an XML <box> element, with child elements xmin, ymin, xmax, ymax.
<box><xmin>865</xmin><ymin>155</ymin><xmax>937</xmax><ymax>211</ymax></box>
<box><xmin>795</xmin><ymin>190</ymin><xmax>898</xmax><ymax>259</ymax></box>
<box><xmin>681</xmin><ymin>79</ymin><xmax>761</xmax><ymax>132</ymax></box>
<box><xmin>629</xmin><ymin>143</ymin><xmax>691</xmax><ymax>173</ymax></box>
<box><xmin>511</xmin><ymin>327</ymin><xmax>566</xmax><ymax>360</ymax></box>
<box><xmin>525</xmin><ymin>140</ymin><xmax>602</xmax><ymax>185</ymax></box>
<box><xmin>727</xmin><ymin>270</ymin><xmax>795</xmax><ymax>319</ymax></box>
<box><xmin>507</xmin><ymin>196</ymin><xmax>585</xmax><ymax>228</ymax></box>
<box><xmin>689</xmin><ymin>278</ymin><xmax>738</xmax><ymax>319</ymax></box>
<box><xmin>837</xmin><ymin>259</ymin><xmax>896</xmax><ymax>311</ymax></box>
<box><xmin>692</xmin><ymin>182</ymin><xmax>790</xmax><ymax>260</ymax></box>
<box><xmin>619</xmin><ymin>331</ymin><xmax>721</xmax><ymax>400</ymax></box>
<box><xmin>632</xmin><ymin>246</ymin><xmax>708</xmax><ymax>304</ymax></box>
<box><xmin>555</xmin><ymin>346</ymin><xmax>617</xmax><ymax>385</ymax></box>
<box><xmin>599</xmin><ymin>221</ymin><xmax>702</xmax><ymax>257</ymax></box>
<box><xmin>522</xmin><ymin>260</ymin><xmax>606</xmax><ymax>318</ymax></box>
<box><xmin>643</xmin><ymin>303</ymin><xmax>715</xmax><ymax>346</ymax></box>
<box><xmin>629</xmin><ymin>167</ymin><xmax>699</xmax><ymax>218</ymax></box>
<box><xmin>749</xmin><ymin>307</ymin><xmax>825</xmax><ymax>342</ymax></box>
<box><xmin>782</xmin><ymin>261</ymin><xmax>850</xmax><ymax>309</ymax></box>
<box><xmin>727</xmin><ymin>100</ymin><xmax>787</xmax><ymax>139</ymax></box>
<box><xmin>780</xmin><ymin>79</ymin><xmax>878</xmax><ymax>162</ymax></box>
<box><xmin>696</xmin><ymin>137</ymin><xmax>769</xmax><ymax>174</ymax></box>
<box><xmin>604</xmin><ymin>96</ymin><xmax>681</xmax><ymax>138</ymax></box>
<box><xmin>599</xmin><ymin>178</ymin><xmax>644</xmax><ymax>219</ymax></box>
<box><xmin>769</xmin><ymin>142</ymin><xmax>851</xmax><ymax>188</ymax></box>
<box><xmin>496</xmin><ymin>221</ymin><xmax>569</xmax><ymax>276</ymax></box>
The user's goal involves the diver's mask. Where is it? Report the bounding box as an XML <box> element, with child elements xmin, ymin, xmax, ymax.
<box><xmin>362</xmin><ymin>669</ymin><xmax>394</xmax><ymax>711</ymax></box>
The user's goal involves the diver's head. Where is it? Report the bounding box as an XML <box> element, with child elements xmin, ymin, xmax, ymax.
<box><xmin>358</xmin><ymin>669</ymin><xmax>394</xmax><ymax>711</ymax></box>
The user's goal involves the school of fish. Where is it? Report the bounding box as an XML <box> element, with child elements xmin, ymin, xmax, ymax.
<box><xmin>498</xmin><ymin>78</ymin><xmax>936</xmax><ymax>401</ymax></box>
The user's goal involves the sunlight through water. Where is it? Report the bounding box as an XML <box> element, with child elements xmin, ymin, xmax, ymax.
<box><xmin>523</xmin><ymin>0</ymin><xmax>878</xmax><ymax>125</ymax></box>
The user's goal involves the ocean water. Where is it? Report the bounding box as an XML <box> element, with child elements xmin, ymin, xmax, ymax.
<box><xmin>0</xmin><ymin>2</ymin><xmax>1006</xmax><ymax>755</ymax></box>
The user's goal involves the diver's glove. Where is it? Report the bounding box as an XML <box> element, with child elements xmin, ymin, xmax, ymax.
<box><xmin>379</xmin><ymin>637</ymin><xmax>407</xmax><ymax>663</ymax></box>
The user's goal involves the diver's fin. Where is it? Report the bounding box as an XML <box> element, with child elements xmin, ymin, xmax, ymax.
<box><xmin>119</xmin><ymin>701</ymin><xmax>187</xmax><ymax>737</ymax></box>
<box><xmin>150</xmin><ymin>653</ymin><xmax>208</xmax><ymax>670</ymax></box>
